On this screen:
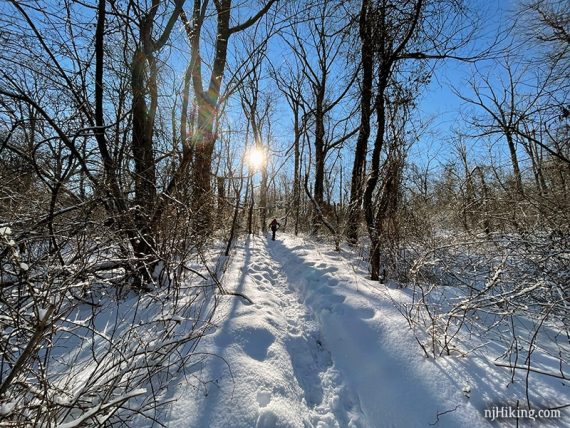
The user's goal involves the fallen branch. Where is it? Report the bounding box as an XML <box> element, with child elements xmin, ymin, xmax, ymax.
<box><xmin>199</xmin><ymin>249</ymin><xmax>254</xmax><ymax>305</ymax></box>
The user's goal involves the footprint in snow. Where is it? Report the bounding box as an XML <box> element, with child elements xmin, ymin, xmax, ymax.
<box><xmin>242</xmin><ymin>327</ymin><xmax>275</xmax><ymax>361</ymax></box>
<box><xmin>251</xmin><ymin>272</ymin><xmax>267</xmax><ymax>283</ymax></box>
<box><xmin>260</xmin><ymin>271</ymin><xmax>274</xmax><ymax>283</ymax></box>
<box><xmin>285</xmin><ymin>333</ymin><xmax>333</xmax><ymax>408</ymax></box>
<box><xmin>256</xmin><ymin>409</ymin><xmax>278</xmax><ymax>428</ymax></box>
<box><xmin>327</xmin><ymin>295</ymin><xmax>346</xmax><ymax>305</ymax></box>
<box><xmin>358</xmin><ymin>307</ymin><xmax>376</xmax><ymax>319</ymax></box>
<box><xmin>346</xmin><ymin>306</ymin><xmax>375</xmax><ymax>319</ymax></box>
<box><xmin>320</xmin><ymin>266</ymin><xmax>339</xmax><ymax>274</ymax></box>
<box><xmin>256</xmin><ymin>389</ymin><xmax>272</xmax><ymax>407</ymax></box>
<box><xmin>214</xmin><ymin>326</ymin><xmax>275</xmax><ymax>361</ymax></box>
<box><xmin>332</xmin><ymin>305</ymin><xmax>376</xmax><ymax>320</ymax></box>
<box><xmin>287</xmin><ymin>322</ymin><xmax>301</xmax><ymax>336</ymax></box>
<box><xmin>264</xmin><ymin>317</ymin><xmax>281</xmax><ymax>330</ymax></box>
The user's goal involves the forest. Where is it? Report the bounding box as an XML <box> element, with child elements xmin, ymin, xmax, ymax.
<box><xmin>0</xmin><ymin>0</ymin><xmax>568</xmax><ymax>425</ymax></box>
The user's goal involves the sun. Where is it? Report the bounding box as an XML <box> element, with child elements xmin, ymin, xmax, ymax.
<box><xmin>247</xmin><ymin>146</ymin><xmax>266</xmax><ymax>170</ymax></box>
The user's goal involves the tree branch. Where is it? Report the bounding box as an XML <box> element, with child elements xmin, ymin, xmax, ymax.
<box><xmin>228</xmin><ymin>0</ymin><xmax>277</xmax><ymax>34</ymax></box>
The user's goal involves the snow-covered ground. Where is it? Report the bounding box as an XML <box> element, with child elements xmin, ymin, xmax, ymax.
<box><xmin>148</xmin><ymin>234</ymin><xmax>567</xmax><ymax>427</ymax></box>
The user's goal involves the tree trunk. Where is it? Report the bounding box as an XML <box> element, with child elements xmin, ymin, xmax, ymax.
<box><xmin>192</xmin><ymin>103</ymin><xmax>217</xmax><ymax>230</ymax></box>
<box><xmin>347</xmin><ymin>0</ymin><xmax>373</xmax><ymax>245</ymax></box>
<box><xmin>459</xmin><ymin>147</ymin><xmax>473</xmax><ymax>231</ymax></box>
<box><xmin>365</xmin><ymin>82</ymin><xmax>387</xmax><ymax>211</ymax></box>
<box><xmin>505</xmin><ymin>130</ymin><xmax>524</xmax><ymax>198</ymax></box>
<box><xmin>247</xmin><ymin>173</ymin><xmax>255</xmax><ymax>235</ymax></box>
<box><xmin>363</xmin><ymin>72</ymin><xmax>390</xmax><ymax>281</ymax></box>
<box><xmin>477</xmin><ymin>167</ymin><xmax>491</xmax><ymax>234</ymax></box>
<box><xmin>294</xmin><ymin>116</ymin><xmax>301</xmax><ymax>236</ymax></box>
<box><xmin>314</xmin><ymin>88</ymin><xmax>326</xmax><ymax>207</ymax></box>
<box><xmin>188</xmin><ymin>0</ymin><xmax>276</xmax><ymax>234</ymax></box>
<box><xmin>369</xmin><ymin>235</ymin><xmax>381</xmax><ymax>281</ymax></box>
<box><xmin>191</xmin><ymin>0</ymin><xmax>231</xmax><ymax>233</ymax></box>
<box><xmin>374</xmin><ymin>154</ymin><xmax>403</xmax><ymax>279</ymax></box>
<box><xmin>525</xmin><ymin>133</ymin><xmax>548</xmax><ymax>195</ymax></box>
<box><xmin>225</xmin><ymin>162</ymin><xmax>246</xmax><ymax>256</ymax></box>
<box><xmin>217</xmin><ymin>175</ymin><xmax>225</xmax><ymax>226</ymax></box>
<box><xmin>260</xmin><ymin>160</ymin><xmax>268</xmax><ymax>233</ymax></box>
<box><xmin>130</xmin><ymin>46</ymin><xmax>158</xmax><ymax>275</ymax></box>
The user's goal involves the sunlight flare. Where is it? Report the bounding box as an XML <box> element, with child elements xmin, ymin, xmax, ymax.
<box><xmin>246</xmin><ymin>145</ymin><xmax>266</xmax><ymax>170</ymax></box>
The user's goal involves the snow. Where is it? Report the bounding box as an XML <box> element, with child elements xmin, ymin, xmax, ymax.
<box><xmin>144</xmin><ymin>234</ymin><xmax>569</xmax><ymax>427</ymax></box>
<box><xmin>55</xmin><ymin>389</ymin><xmax>147</xmax><ymax>428</ymax></box>
<box><xmin>0</xmin><ymin>401</ymin><xmax>15</xmax><ymax>416</ymax></box>
<box><xmin>37</xmin><ymin>307</ymin><xmax>48</xmax><ymax>320</ymax></box>
<box><xmin>7</xmin><ymin>232</ymin><xmax>562</xmax><ymax>426</ymax></box>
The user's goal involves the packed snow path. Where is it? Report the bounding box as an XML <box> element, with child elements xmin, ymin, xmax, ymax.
<box><xmin>162</xmin><ymin>235</ymin><xmax>493</xmax><ymax>427</ymax></box>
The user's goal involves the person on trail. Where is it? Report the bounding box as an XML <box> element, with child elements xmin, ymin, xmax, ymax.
<box><xmin>269</xmin><ymin>219</ymin><xmax>280</xmax><ymax>241</ymax></box>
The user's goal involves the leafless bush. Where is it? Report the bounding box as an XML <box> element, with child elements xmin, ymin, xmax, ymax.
<box><xmin>0</xmin><ymin>214</ymin><xmax>218</xmax><ymax>426</ymax></box>
<box><xmin>394</xmin><ymin>231</ymin><xmax>569</xmax><ymax>405</ymax></box>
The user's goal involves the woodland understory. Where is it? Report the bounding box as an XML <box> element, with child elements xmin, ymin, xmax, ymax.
<box><xmin>0</xmin><ymin>0</ymin><xmax>568</xmax><ymax>425</ymax></box>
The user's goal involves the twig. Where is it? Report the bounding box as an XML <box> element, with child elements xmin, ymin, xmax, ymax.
<box><xmin>429</xmin><ymin>405</ymin><xmax>460</xmax><ymax>426</ymax></box>
<box><xmin>494</xmin><ymin>362</ymin><xmax>568</xmax><ymax>380</ymax></box>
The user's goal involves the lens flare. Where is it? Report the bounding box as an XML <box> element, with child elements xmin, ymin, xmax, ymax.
<box><xmin>247</xmin><ymin>146</ymin><xmax>266</xmax><ymax>170</ymax></box>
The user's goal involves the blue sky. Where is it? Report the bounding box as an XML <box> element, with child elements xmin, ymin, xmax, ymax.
<box><xmin>0</xmin><ymin>0</ymin><xmax>524</xmax><ymax>194</ymax></box>
<box><xmin>226</xmin><ymin>0</ymin><xmax>525</xmax><ymax>201</ymax></box>
<box><xmin>411</xmin><ymin>0</ymin><xmax>516</xmax><ymax>170</ymax></box>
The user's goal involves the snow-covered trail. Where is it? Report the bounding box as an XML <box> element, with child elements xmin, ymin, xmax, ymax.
<box><xmin>160</xmin><ymin>234</ymin><xmax>490</xmax><ymax>427</ymax></box>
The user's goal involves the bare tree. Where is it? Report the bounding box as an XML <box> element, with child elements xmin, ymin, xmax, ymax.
<box><xmin>347</xmin><ymin>0</ymin><xmax>487</xmax><ymax>279</ymax></box>
<box><xmin>456</xmin><ymin>62</ymin><xmax>544</xmax><ymax>200</ymax></box>
<box><xmin>238</xmin><ymin>38</ymin><xmax>272</xmax><ymax>234</ymax></box>
<box><xmin>285</xmin><ymin>1</ymin><xmax>357</xmax><ymax>236</ymax></box>
<box><xmin>186</xmin><ymin>0</ymin><xmax>278</xmax><ymax>231</ymax></box>
<box><xmin>272</xmin><ymin>59</ymin><xmax>310</xmax><ymax>236</ymax></box>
